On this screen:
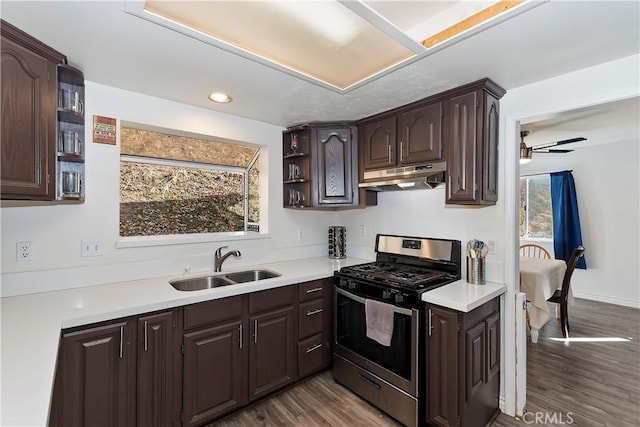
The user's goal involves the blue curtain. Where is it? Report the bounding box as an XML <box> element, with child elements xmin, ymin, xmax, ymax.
<box><xmin>550</xmin><ymin>171</ymin><xmax>586</xmax><ymax>269</ymax></box>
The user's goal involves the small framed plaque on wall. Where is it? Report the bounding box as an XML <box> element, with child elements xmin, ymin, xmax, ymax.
<box><xmin>93</xmin><ymin>115</ymin><xmax>117</xmax><ymax>145</ymax></box>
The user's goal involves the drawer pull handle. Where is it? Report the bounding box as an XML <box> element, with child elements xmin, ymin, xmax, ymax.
<box><xmin>144</xmin><ymin>321</ymin><xmax>148</xmax><ymax>352</ymax></box>
<box><xmin>305</xmin><ymin>343</ymin><xmax>322</xmax><ymax>354</ymax></box>
<box><xmin>306</xmin><ymin>308</ymin><xmax>323</xmax><ymax>316</ymax></box>
<box><xmin>239</xmin><ymin>324</ymin><xmax>243</xmax><ymax>350</ymax></box>
<box><xmin>305</xmin><ymin>287</ymin><xmax>323</xmax><ymax>294</ymax></box>
<box><xmin>358</xmin><ymin>373</ymin><xmax>381</xmax><ymax>390</ymax></box>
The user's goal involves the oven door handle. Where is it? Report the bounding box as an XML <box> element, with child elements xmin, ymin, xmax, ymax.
<box><xmin>336</xmin><ymin>287</ymin><xmax>413</xmax><ymax>316</ymax></box>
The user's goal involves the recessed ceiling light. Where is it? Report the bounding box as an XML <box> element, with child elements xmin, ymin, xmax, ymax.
<box><xmin>209</xmin><ymin>92</ymin><xmax>232</xmax><ymax>103</ymax></box>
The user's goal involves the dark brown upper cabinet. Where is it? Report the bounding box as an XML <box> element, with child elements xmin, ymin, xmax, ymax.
<box><xmin>360</xmin><ymin>100</ymin><xmax>443</xmax><ymax>172</ymax></box>
<box><xmin>399</xmin><ymin>101</ymin><xmax>443</xmax><ymax>164</ymax></box>
<box><xmin>1</xmin><ymin>20</ymin><xmax>63</xmax><ymax>200</ymax></box>
<box><xmin>357</xmin><ymin>78</ymin><xmax>504</xmax><ymax>206</ymax></box>
<box><xmin>361</xmin><ymin>116</ymin><xmax>397</xmax><ymax>170</ymax></box>
<box><xmin>283</xmin><ymin>123</ymin><xmax>366</xmax><ymax>209</ymax></box>
<box><xmin>1</xmin><ymin>20</ymin><xmax>86</xmax><ymax>203</ymax></box>
<box><xmin>445</xmin><ymin>79</ymin><xmax>504</xmax><ymax>205</ymax></box>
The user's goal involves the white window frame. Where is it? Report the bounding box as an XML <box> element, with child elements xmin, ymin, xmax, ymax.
<box><xmin>116</xmin><ymin>151</ymin><xmax>267</xmax><ymax>248</ymax></box>
<box><xmin>520</xmin><ymin>175</ymin><xmax>553</xmax><ymax>242</ymax></box>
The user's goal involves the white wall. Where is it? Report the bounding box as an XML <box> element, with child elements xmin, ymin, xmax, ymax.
<box><xmin>520</xmin><ymin>139</ymin><xmax>640</xmax><ymax>307</ymax></box>
<box><xmin>340</xmin><ymin>190</ymin><xmax>507</xmax><ymax>283</ymax></box>
<box><xmin>0</xmin><ymin>83</ymin><xmax>337</xmax><ymax>296</ymax></box>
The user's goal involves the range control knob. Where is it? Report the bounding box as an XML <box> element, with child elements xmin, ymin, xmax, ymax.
<box><xmin>348</xmin><ymin>280</ymin><xmax>356</xmax><ymax>290</ymax></box>
<box><xmin>382</xmin><ymin>290</ymin><xmax>392</xmax><ymax>300</ymax></box>
<box><xmin>394</xmin><ymin>293</ymin><xmax>405</xmax><ymax>304</ymax></box>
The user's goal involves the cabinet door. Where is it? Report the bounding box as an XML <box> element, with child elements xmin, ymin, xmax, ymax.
<box><xmin>446</xmin><ymin>90</ymin><xmax>479</xmax><ymax>203</ymax></box>
<box><xmin>1</xmin><ymin>35</ymin><xmax>56</xmax><ymax>199</ymax></box>
<box><xmin>427</xmin><ymin>305</ymin><xmax>459</xmax><ymax>427</ymax></box>
<box><xmin>482</xmin><ymin>94</ymin><xmax>499</xmax><ymax>202</ymax></box>
<box><xmin>315</xmin><ymin>126</ymin><xmax>356</xmax><ymax>205</ymax></box>
<box><xmin>249</xmin><ymin>305</ymin><xmax>296</xmax><ymax>401</ymax></box>
<box><xmin>486</xmin><ymin>312</ymin><xmax>500</xmax><ymax>380</ymax></box>
<box><xmin>399</xmin><ymin>101</ymin><xmax>443</xmax><ymax>164</ymax></box>
<box><xmin>361</xmin><ymin>116</ymin><xmax>396</xmax><ymax>170</ymax></box>
<box><xmin>61</xmin><ymin>319</ymin><xmax>136</xmax><ymax>427</ymax></box>
<box><xmin>183</xmin><ymin>318</ymin><xmax>246</xmax><ymax>426</ymax></box>
<box><xmin>137</xmin><ymin>310</ymin><xmax>181</xmax><ymax>427</ymax></box>
<box><xmin>464</xmin><ymin>321</ymin><xmax>486</xmax><ymax>402</ymax></box>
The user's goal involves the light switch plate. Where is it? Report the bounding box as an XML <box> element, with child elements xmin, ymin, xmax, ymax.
<box><xmin>81</xmin><ymin>240</ymin><xmax>104</xmax><ymax>257</ymax></box>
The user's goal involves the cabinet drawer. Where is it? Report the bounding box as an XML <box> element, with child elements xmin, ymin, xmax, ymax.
<box><xmin>333</xmin><ymin>354</ymin><xmax>417</xmax><ymax>427</ymax></box>
<box><xmin>249</xmin><ymin>285</ymin><xmax>295</xmax><ymax>313</ymax></box>
<box><xmin>184</xmin><ymin>295</ymin><xmax>244</xmax><ymax>331</ymax></box>
<box><xmin>298</xmin><ymin>333</ymin><xmax>325</xmax><ymax>379</ymax></box>
<box><xmin>298</xmin><ymin>299</ymin><xmax>324</xmax><ymax>339</ymax></box>
<box><xmin>298</xmin><ymin>279</ymin><xmax>326</xmax><ymax>302</ymax></box>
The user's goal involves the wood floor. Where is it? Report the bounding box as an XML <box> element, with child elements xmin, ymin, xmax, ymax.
<box><xmin>212</xmin><ymin>298</ymin><xmax>640</xmax><ymax>426</ymax></box>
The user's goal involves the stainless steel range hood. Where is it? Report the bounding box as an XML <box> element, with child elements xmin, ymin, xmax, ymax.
<box><xmin>358</xmin><ymin>161</ymin><xmax>446</xmax><ymax>191</ymax></box>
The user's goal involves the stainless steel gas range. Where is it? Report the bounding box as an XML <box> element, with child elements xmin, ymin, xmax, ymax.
<box><xmin>333</xmin><ymin>234</ymin><xmax>461</xmax><ymax>427</ymax></box>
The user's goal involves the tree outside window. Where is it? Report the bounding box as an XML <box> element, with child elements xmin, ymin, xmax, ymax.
<box><xmin>119</xmin><ymin>127</ymin><xmax>260</xmax><ymax>237</ymax></box>
<box><xmin>520</xmin><ymin>175</ymin><xmax>553</xmax><ymax>240</ymax></box>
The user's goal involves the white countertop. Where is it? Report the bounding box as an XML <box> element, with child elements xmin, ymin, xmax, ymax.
<box><xmin>421</xmin><ymin>279</ymin><xmax>506</xmax><ymax>312</ymax></box>
<box><xmin>1</xmin><ymin>257</ymin><xmax>506</xmax><ymax>426</ymax></box>
<box><xmin>0</xmin><ymin>256</ymin><xmax>367</xmax><ymax>427</ymax></box>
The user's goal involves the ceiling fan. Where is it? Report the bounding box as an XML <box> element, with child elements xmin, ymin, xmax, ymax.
<box><xmin>519</xmin><ymin>130</ymin><xmax>586</xmax><ymax>163</ymax></box>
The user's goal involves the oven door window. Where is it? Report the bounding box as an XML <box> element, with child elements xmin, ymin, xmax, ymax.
<box><xmin>336</xmin><ymin>291</ymin><xmax>412</xmax><ymax>380</ymax></box>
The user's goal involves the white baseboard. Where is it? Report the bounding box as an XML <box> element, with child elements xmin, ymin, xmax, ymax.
<box><xmin>573</xmin><ymin>291</ymin><xmax>640</xmax><ymax>309</ymax></box>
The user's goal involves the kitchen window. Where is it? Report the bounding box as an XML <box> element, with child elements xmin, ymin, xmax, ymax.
<box><xmin>119</xmin><ymin>127</ymin><xmax>260</xmax><ymax>238</ymax></box>
<box><xmin>519</xmin><ymin>175</ymin><xmax>553</xmax><ymax>240</ymax></box>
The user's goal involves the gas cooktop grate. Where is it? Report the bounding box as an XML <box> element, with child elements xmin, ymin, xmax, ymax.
<box><xmin>339</xmin><ymin>262</ymin><xmax>449</xmax><ymax>287</ymax></box>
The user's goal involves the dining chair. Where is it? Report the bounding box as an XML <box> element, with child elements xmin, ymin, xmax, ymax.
<box><xmin>547</xmin><ymin>246</ymin><xmax>586</xmax><ymax>338</ymax></box>
<box><xmin>519</xmin><ymin>243</ymin><xmax>551</xmax><ymax>259</ymax></box>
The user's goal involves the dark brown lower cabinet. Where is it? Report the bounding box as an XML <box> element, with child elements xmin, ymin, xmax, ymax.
<box><xmin>137</xmin><ymin>310</ymin><xmax>182</xmax><ymax>427</ymax></box>
<box><xmin>51</xmin><ymin>281</ymin><xmax>333</xmax><ymax>427</ymax></box>
<box><xmin>297</xmin><ymin>278</ymin><xmax>333</xmax><ymax>379</ymax></box>
<box><xmin>426</xmin><ymin>298</ymin><xmax>500</xmax><ymax>427</ymax></box>
<box><xmin>182</xmin><ymin>285</ymin><xmax>299</xmax><ymax>426</ymax></box>
<box><xmin>183</xmin><ymin>317</ymin><xmax>247</xmax><ymax>426</ymax></box>
<box><xmin>249</xmin><ymin>305</ymin><xmax>296</xmax><ymax>400</ymax></box>
<box><xmin>55</xmin><ymin>309</ymin><xmax>181</xmax><ymax>427</ymax></box>
<box><xmin>59</xmin><ymin>319</ymin><xmax>136</xmax><ymax>427</ymax></box>
<box><xmin>428</xmin><ymin>306</ymin><xmax>459</xmax><ymax>427</ymax></box>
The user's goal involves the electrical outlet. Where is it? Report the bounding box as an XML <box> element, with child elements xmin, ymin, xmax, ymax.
<box><xmin>487</xmin><ymin>240</ymin><xmax>497</xmax><ymax>254</ymax></box>
<box><xmin>360</xmin><ymin>225</ymin><xmax>367</xmax><ymax>236</ymax></box>
<box><xmin>297</xmin><ymin>229</ymin><xmax>304</xmax><ymax>241</ymax></box>
<box><xmin>16</xmin><ymin>241</ymin><xmax>32</xmax><ymax>262</ymax></box>
<box><xmin>81</xmin><ymin>240</ymin><xmax>104</xmax><ymax>257</ymax></box>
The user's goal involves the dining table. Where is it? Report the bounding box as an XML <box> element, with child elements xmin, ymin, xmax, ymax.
<box><xmin>519</xmin><ymin>256</ymin><xmax>570</xmax><ymax>343</ymax></box>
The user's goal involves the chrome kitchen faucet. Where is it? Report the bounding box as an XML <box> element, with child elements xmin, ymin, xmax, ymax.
<box><xmin>214</xmin><ymin>246</ymin><xmax>241</xmax><ymax>272</ymax></box>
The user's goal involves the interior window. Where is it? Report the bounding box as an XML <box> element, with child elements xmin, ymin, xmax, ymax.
<box><xmin>519</xmin><ymin>175</ymin><xmax>553</xmax><ymax>240</ymax></box>
<box><xmin>119</xmin><ymin>127</ymin><xmax>260</xmax><ymax>237</ymax></box>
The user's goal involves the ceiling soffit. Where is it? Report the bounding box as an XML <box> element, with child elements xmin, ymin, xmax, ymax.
<box><xmin>126</xmin><ymin>0</ymin><xmax>540</xmax><ymax>93</ymax></box>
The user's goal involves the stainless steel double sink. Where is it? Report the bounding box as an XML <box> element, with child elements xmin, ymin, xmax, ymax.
<box><xmin>170</xmin><ymin>269</ymin><xmax>281</xmax><ymax>291</ymax></box>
